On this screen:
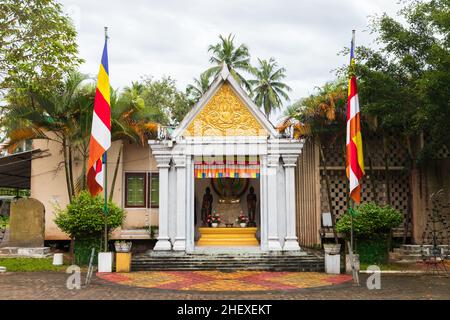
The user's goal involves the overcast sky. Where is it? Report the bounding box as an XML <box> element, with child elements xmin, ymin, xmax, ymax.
<box><xmin>60</xmin><ymin>0</ymin><xmax>402</xmax><ymax>119</ymax></box>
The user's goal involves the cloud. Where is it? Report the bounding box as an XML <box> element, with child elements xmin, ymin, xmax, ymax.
<box><xmin>61</xmin><ymin>0</ymin><xmax>402</xmax><ymax>108</ymax></box>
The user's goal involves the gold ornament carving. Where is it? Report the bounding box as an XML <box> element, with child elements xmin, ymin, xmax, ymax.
<box><xmin>183</xmin><ymin>83</ymin><xmax>267</xmax><ymax>137</ymax></box>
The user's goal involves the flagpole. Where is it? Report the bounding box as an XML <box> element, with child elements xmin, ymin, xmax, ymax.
<box><xmin>348</xmin><ymin>29</ymin><xmax>359</xmax><ymax>286</ymax></box>
<box><xmin>350</xmin><ymin>29</ymin><xmax>355</xmax><ymax>258</ymax></box>
<box><xmin>103</xmin><ymin>26</ymin><xmax>109</xmax><ymax>253</ymax></box>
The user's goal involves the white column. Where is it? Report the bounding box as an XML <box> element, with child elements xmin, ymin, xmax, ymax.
<box><xmin>153</xmin><ymin>155</ymin><xmax>172</xmax><ymax>251</ymax></box>
<box><xmin>185</xmin><ymin>155</ymin><xmax>195</xmax><ymax>253</ymax></box>
<box><xmin>282</xmin><ymin>155</ymin><xmax>301</xmax><ymax>251</ymax></box>
<box><xmin>173</xmin><ymin>155</ymin><xmax>186</xmax><ymax>251</ymax></box>
<box><xmin>267</xmin><ymin>154</ymin><xmax>283</xmax><ymax>251</ymax></box>
<box><xmin>259</xmin><ymin>155</ymin><xmax>268</xmax><ymax>251</ymax></box>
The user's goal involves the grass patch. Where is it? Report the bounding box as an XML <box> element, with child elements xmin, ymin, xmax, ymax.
<box><xmin>0</xmin><ymin>257</ymin><xmax>67</xmax><ymax>272</ymax></box>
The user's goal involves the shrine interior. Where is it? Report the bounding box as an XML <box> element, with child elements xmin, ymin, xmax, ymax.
<box><xmin>194</xmin><ymin>178</ymin><xmax>261</xmax><ymax>243</ymax></box>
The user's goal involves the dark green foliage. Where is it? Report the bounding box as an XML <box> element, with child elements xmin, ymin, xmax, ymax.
<box><xmin>54</xmin><ymin>191</ymin><xmax>125</xmax><ymax>239</ymax></box>
<box><xmin>356</xmin><ymin>236</ymin><xmax>390</xmax><ymax>264</ymax></box>
<box><xmin>74</xmin><ymin>237</ymin><xmax>101</xmax><ymax>266</ymax></box>
<box><xmin>0</xmin><ymin>215</ymin><xmax>9</xmax><ymax>229</ymax></box>
<box><xmin>338</xmin><ymin>0</ymin><xmax>450</xmax><ymax>163</ymax></box>
<box><xmin>336</xmin><ymin>202</ymin><xmax>403</xmax><ymax>238</ymax></box>
<box><xmin>0</xmin><ymin>0</ymin><xmax>83</xmax><ymax>92</ymax></box>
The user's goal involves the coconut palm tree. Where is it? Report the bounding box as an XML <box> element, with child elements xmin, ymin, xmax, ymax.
<box><xmin>3</xmin><ymin>74</ymin><xmax>159</xmax><ymax>201</ymax></box>
<box><xmin>249</xmin><ymin>58</ymin><xmax>291</xmax><ymax>117</ymax></box>
<box><xmin>206</xmin><ymin>34</ymin><xmax>253</xmax><ymax>92</ymax></box>
<box><xmin>4</xmin><ymin>72</ymin><xmax>90</xmax><ymax>202</ymax></box>
<box><xmin>186</xmin><ymin>72</ymin><xmax>211</xmax><ymax>102</ymax></box>
<box><xmin>278</xmin><ymin>79</ymin><xmax>348</xmax><ymax>243</ymax></box>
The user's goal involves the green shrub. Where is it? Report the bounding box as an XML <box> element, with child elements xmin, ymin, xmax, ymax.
<box><xmin>0</xmin><ymin>215</ymin><xmax>9</xmax><ymax>229</ymax></box>
<box><xmin>336</xmin><ymin>202</ymin><xmax>402</xmax><ymax>239</ymax></box>
<box><xmin>357</xmin><ymin>236</ymin><xmax>390</xmax><ymax>264</ymax></box>
<box><xmin>74</xmin><ymin>237</ymin><xmax>101</xmax><ymax>266</ymax></box>
<box><xmin>54</xmin><ymin>190</ymin><xmax>125</xmax><ymax>239</ymax></box>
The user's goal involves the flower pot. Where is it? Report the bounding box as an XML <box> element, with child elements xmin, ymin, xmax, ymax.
<box><xmin>323</xmin><ymin>243</ymin><xmax>341</xmax><ymax>255</ymax></box>
<box><xmin>115</xmin><ymin>242</ymin><xmax>132</xmax><ymax>253</ymax></box>
<box><xmin>98</xmin><ymin>252</ymin><xmax>113</xmax><ymax>273</ymax></box>
<box><xmin>211</xmin><ymin>223</ymin><xmax>218</xmax><ymax>228</ymax></box>
<box><xmin>240</xmin><ymin>223</ymin><xmax>247</xmax><ymax>228</ymax></box>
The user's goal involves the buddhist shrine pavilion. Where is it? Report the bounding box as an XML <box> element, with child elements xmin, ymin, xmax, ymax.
<box><xmin>149</xmin><ymin>64</ymin><xmax>304</xmax><ymax>252</ymax></box>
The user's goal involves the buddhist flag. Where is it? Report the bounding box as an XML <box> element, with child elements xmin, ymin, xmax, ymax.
<box><xmin>87</xmin><ymin>38</ymin><xmax>111</xmax><ymax>196</ymax></box>
<box><xmin>346</xmin><ymin>31</ymin><xmax>364</xmax><ymax>204</ymax></box>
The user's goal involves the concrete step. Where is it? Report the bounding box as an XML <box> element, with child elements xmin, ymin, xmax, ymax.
<box><xmin>0</xmin><ymin>246</ymin><xmax>51</xmax><ymax>257</ymax></box>
<box><xmin>131</xmin><ymin>252</ymin><xmax>324</xmax><ymax>272</ymax></box>
<box><xmin>114</xmin><ymin>229</ymin><xmax>151</xmax><ymax>240</ymax></box>
<box><xmin>390</xmin><ymin>244</ymin><xmax>449</xmax><ymax>262</ymax></box>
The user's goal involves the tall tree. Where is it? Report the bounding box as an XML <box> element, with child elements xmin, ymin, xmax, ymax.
<box><xmin>338</xmin><ymin>0</ymin><xmax>450</xmax><ymax>164</ymax></box>
<box><xmin>278</xmin><ymin>79</ymin><xmax>348</xmax><ymax>243</ymax></box>
<box><xmin>249</xmin><ymin>58</ymin><xmax>291</xmax><ymax>117</ymax></box>
<box><xmin>186</xmin><ymin>71</ymin><xmax>211</xmax><ymax>103</ymax></box>
<box><xmin>140</xmin><ymin>76</ymin><xmax>191</xmax><ymax>126</ymax></box>
<box><xmin>206</xmin><ymin>34</ymin><xmax>253</xmax><ymax>92</ymax></box>
<box><xmin>0</xmin><ymin>0</ymin><xmax>83</xmax><ymax>94</ymax></box>
<box><xmin>3</xmin><ymin>72</ymin><xmax>90</xmax><ymax>202</ymax></box>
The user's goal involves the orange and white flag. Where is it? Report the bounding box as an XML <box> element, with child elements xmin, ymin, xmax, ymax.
<box><xmin>346</xmin><ymin>32</ymin><xmax>364</xmax><ymax>204</ymax></box>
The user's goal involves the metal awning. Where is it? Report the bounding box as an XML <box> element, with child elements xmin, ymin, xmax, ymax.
<box><xmin>0</xmin><ymin>149</ymin><xmax>45</xmax><ymax>189</ymax></box>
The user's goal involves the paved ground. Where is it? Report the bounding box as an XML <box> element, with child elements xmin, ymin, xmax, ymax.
<box><xmin>0</xmin><ymin>271</ymin><xmax>449</xmax><ymax>299</ymax></box>
<box><xmin>97</xmin><ymin>271</ymin><xmax>353</xmax><ymax>291</ymax></box>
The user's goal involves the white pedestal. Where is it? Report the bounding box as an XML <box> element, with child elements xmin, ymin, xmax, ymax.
<box><xmin>52</xmin><ymin>253</ymin><xmax>63</xmax><ymax>265</ymax></box>
<box><xmin>98</xmin><ymin>252</ymin><xmax>113</xmax><ymax>272</ymax></box>
<box><xmin>325</xmin><ymin>253</ymin><xmax>341</xmax><ymax>274</ymax></box>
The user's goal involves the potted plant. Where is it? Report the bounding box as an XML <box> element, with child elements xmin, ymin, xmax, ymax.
<box><xmin>236</xmin><ymin>212</ymin><xmax>249</xmax><ymax>227</ymax></box>
<box><xmin>54</xmin><ymin>191</ymin><xmax>125</xmax><ymax>272</ymax></box>
<box><xmin>336</xmin><ymin>202</ymin><xmax>403</xmax><ymax>265</ymax></box>
<box><xmin>114</xmin><ymin>241</ymin><xmax>132</xmax><ymax>272</ymax></box>
<box><xmin>114</xmin><ymin>241</ymin><xmax>132</xmax><ymax>253</ymax></box>
<box><xmin>207</xmin><ymin>212</ymin><xmax>221</xmax><ymax>227</ymax></box>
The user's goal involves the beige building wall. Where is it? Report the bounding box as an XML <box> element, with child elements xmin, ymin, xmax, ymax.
<box><xmin>121</xmin><ymin>142</ymin><xmax>159</xmax><ymax>230</ymax></box>
<box><xmin>31</xmin><ymin>135</ymin><xmax>157</xmax><ymax>240</ymax></box>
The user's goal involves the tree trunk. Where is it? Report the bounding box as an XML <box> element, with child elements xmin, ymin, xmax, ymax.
<box><xmin>68</xmin><ymin>144</ymin><xmax>75</xmax><ymax>198</ymax></box>
<box><xmin>383</xmin><ymin>134</ymin><xmax>391</xmax><ymax>205</ymax></box>
<box><xmin>319</xmin><ymin>141</ymin><xmax>339</xmax><ymax>244</ymax></box>
<box><xmin>62</xmin><ymin>138</ymin><xmax>73</xmax><ymax>203</ymax></box>
<box><xmin>365</xmin><ymin>142</ymin><xmax>378</xmax><ymax>202</ymax></box>
<box><xmin>69</xmin><ymin>237</ymin><xmax>75</xmax><ymax>264</ymax></box>
<box><xmin>81</xmin><ymin>151</ymin><xmax>87</xmax><ymax>191</ymax></box>
<box><xmin>109</xmin><ymin>144</ymin><xmax>123</xmax><ymax>202</ymax></box>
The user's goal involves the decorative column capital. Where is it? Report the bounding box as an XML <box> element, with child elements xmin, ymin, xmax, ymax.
<box><xmin>267</xmin><ymin>154</ymin><xmax>280</xmax><ymax>167</ymax></box>
<box><xmin>282</xmin><ymin>154</ymin><xmax>298</xmax><ymax>167</ymax></box>
<box><xmin>154</xmin><ymin>155</ymin><xmax>171</xmax><ymax>168</ymax></box>
<box><xmin>173</xmin><ymin>155</ymin><xmax>187</xmax><ymax>167</ymax></box>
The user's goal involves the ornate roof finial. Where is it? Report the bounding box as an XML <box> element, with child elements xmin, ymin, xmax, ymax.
<box><xmin>220</xmin><ymin>62</ymin><xmax>230</xmax><ymax>80</ymax></box>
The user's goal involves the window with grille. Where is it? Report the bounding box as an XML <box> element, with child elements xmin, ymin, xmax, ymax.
<box><xmin>125</xmin><ymin>173</ymin><xmax>146</xmax><ymax>208</ymax></box>
<box><xmin>124</xmin><ymin>172</ymin><xmax>159</xmax><ymax>208</ymax></box>
<box><xmin>148</xmin><ymin>172</ymin><xmax>159</xmax><ymax>208</ymax></box>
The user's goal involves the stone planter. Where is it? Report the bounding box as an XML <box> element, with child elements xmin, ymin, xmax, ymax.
<box><xmin>240</xmin><ymin>223</ymin><xmax>247</xmax><ymax>228</ymax></box>
<box><xmin>114</xmin><ymin>241</ymin><xmax>132</xmax><ymax>253</ymax></box>
<box><xmin>323</xmin><ymin>243</ymin><xmax>341</xmax><ymax>255</ymax></box>
<box><xmin>324</xmin><ymin>243</ymin><xmax>341</xmax><ymax>274</ymax></box>
<box><xmin>98</xmin><ymin>252</ymin><xmax>113</xmax><ymax>272</ymax></box>
<box><xmin>211</xmin><ymin>223</ymin><xmax>218</xmax><ymax>228</ymax></box>
<box><xmin>346</xmin><ymin>254</ymin><xmax>360</xmax><ymax>273</ymax></box>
